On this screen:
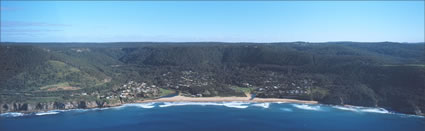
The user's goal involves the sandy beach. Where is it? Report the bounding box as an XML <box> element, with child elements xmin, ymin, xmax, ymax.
<box><xmin>139</xmin><ymin>94</ymin><xmax>318</xmax><ymax>104</ymax></box>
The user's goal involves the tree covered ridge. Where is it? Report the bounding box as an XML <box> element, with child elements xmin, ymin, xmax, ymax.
<box><xmin>0</xmin><ymin>42</ymin><xmax>424</xmax><ymax>115</ymax></box>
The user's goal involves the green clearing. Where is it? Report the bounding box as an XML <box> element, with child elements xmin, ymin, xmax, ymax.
<box><xmin>159</xmin><ymin>88</ymin><xmax>176</xmax><ymax>96</ymax></box>
<box><xmin>40</xmin><ymin>82</ymin><xmax>70</xmax><ymax>90</ymax></box>
<box><xmin>230</xmin><ymin>86</ymin><xmax>253</xmax><ymax>94</ymax></box>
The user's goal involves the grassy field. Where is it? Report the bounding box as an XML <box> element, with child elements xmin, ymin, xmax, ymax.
<box><xmin>159</xmin><ymin>88</ymin><xmax>176</xmax><ymax>96</ymax></box>
<box><xmin>40</xmin><ymin>82</ymin><xmax>70</xmax><ymax>89</ymax></box>
<box><xmin>230</xmin><ymin>86</ymin><xmax>253</xmax><ymax>94</ymax></box>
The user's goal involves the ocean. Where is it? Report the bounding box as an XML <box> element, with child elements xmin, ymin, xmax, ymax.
<box><xmin>1</xmin><ymin>102</ymin><xmax>424</xmax><ymax>131</ymax></box>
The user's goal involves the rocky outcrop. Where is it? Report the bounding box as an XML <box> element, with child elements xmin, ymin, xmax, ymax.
<box><xmin>0</xmin><ymin>101</ymin><xmax>115</xmax><ymax>113</ymax></box>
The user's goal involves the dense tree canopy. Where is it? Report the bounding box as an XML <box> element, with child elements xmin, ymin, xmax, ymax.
<box><xmin>0</xmin><ymin>42</ymin><xmax>424</xmax><ymax>115</ymax></box>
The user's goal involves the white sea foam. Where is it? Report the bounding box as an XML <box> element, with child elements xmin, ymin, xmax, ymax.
<box><xmin>397</xmin><ymin>113</ymin><xmax>425</xmax><ymax>118</ymax></box>
<box><xmin>159</xmin><ymin>102</ymin><xmax>220</xmax><ymax>107</ymax></box>
<box><xmin>332</xmin><ymin>105</ymin><xmax>392</xmax><ymax>114</ymax></box>
<box><xmin>138</xmin><ymin>103</ymin><xmax>155</xmax><ymax>109</ymax></box>
<box><xmin>61</xmin><ymin>107</ymin><xmax>106</xmax><ymax>112</ymax></box>
<box><xmin>158</xmin><ymin>102</ymin><xmax>250</xmax><ymax>109</ymax></box>
<box><xmin>333</xmin><ymin>106</ymin><xmax>359</xmax><ymax>112</ymax></box>
<box><xmin>360</xmin><ymin>108</ymin><xmax>390</xmax><ymax>114</ymax></box>
<box><xmin>94</xmin><ymin>107</ymin><xmax>110</xmax><ymax>111</ymax></box>
<box><xmin>280</xmin><ymin>108</ymin><xmax>293</xmax><ymax>112</ymax></box>
<box><xmin>292</xmin><ymin>104</ymin><xmax>322</xmax><ymax>111</ymax></box>
<box><xmin>123</xmin><ymin>103</ymin><xmax>156</xmax><ymax>109</ymax></box>
<box><xmin>1</xmin><ymin>108</ymin><xmax>109</xmax><ymax>118</ymax></box>
<box><xmin>223</xmin><ymin>102</ymin><xmax>249</xmax><ymax>109</ymax></box>
<box><xmin>35</xmin><ymin>111</ymin><xmax>60</xmax><ymax>116</ymax></box>
<box><xmin>0</xmin><ymin>112</ymin><xmax>25</xmax><ymax>117</ymax></box>
<box><xmin>252</xmin><ymin>103</ymin><xmax>270</xmax><ymax>108</ymax></box>
<box><xmin>70</xmin><ymin>109</ymin><xmax>91</xmax><ymax>112</ymax></box>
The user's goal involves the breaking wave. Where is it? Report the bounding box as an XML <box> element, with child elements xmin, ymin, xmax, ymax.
<box><xmin>122</xmin><ymin>103</ymin><xmax>156</xmax><ymax>109</ymax></box>
<box><xmin>223</xmin><ymin>102</ymin><xmax>250</xmax><ymax>109</ymax></box>
<box><xmin>252</xmin><ymin>103</ymin><xmax>270</xmax><ymax>108</ymax></box>
<box><xmin>0</xmin><ymin>112</ymin><xmax>26</xmax><ymax>117</ymax></box>
<box><xmin>35</xmin><ymin>111</ymin><xmax>60</xmax><ymax>116</ymax></box>
<box><xmin>159</xmin><ymin>102</ymin><xmax>220</xmax><ymax>107</ymax></box>
<box><xmin>292</xmin><ymin>104</ymin><xmax>322</xmax><ymax>111</ymax></box>
<box><xmin>332</xmin><ymin>105</ymin><xmax>390</xmax><ymax>114</ymax></box>
<box><xmin>360</xmin><ymin>108</ymin><xmax>390</xmax><ymax>114</ymax></box>
<box><xmin>333</xmin><ymin>106</ymin><xmax>359</xmax><ymax>112</ymax></box>
<box><xmin>158</xmin><ymin>102</ymin><xmax>250</xmax><ymax>109</ymax></box>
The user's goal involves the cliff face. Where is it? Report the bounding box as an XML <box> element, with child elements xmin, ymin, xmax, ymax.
<box><xmin>0</xmin><ymin>101</ymin><xmax>119</xmax><ymax>113</ymax></box>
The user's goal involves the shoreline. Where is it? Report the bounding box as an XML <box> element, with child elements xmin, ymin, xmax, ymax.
<box><xmin>0</xmin><ymin>94</ymin><xmax>317</xmax><ymax>114</ymax></box>
<box><xmin>2</xmin><ymin>96</ymin><xmax>425</xmax><ymax>118</ymax></box>
<box><xmin>136</xmin><ymin>94</ymin><xmax>318</xmax><ymax>104</ymax></box>
<box><xmin>7</xmin><ymin>94</ymin><xmax>424</xmax><ymax>117</ymax></box>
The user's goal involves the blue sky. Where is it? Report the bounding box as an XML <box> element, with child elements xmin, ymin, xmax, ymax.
<box><xmin>0</xmin><ymin>1</ymin><xmax>424</xmax><ymax>42</ymax></box>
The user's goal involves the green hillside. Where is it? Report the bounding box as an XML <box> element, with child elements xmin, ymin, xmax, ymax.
<box><xmin>0</xmin><ymin>42</ymin><xmax>423</xmax><ymax>115</ymax></box>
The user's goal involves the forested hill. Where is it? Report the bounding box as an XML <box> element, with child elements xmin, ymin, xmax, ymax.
<box><xmin>0</xmin><ymin>42</ymin><xmax>424</xmax><ymax>115</ymax></box>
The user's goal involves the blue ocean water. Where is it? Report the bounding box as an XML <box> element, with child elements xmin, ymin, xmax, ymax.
<box><xmin>1</xmin><ymin>102</ymin><xmax>424</xmax><ymax>131</ymax></box>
